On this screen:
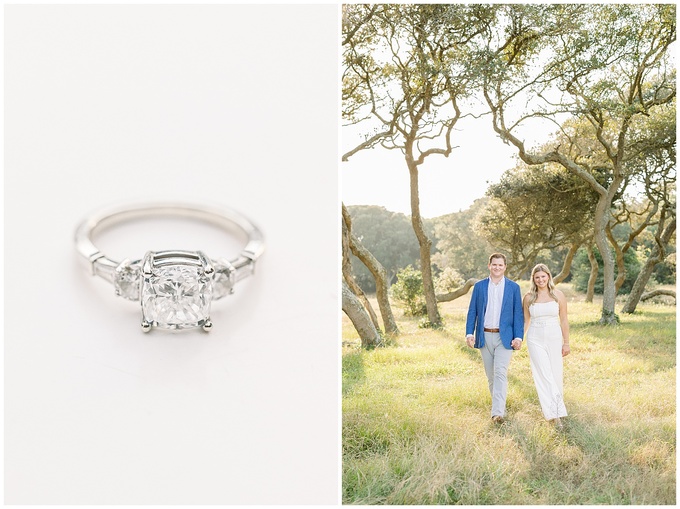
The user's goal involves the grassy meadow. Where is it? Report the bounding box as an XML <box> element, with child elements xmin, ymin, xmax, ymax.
<box><xmin>342</xmin><ymin>283</ymin><xmax>676</xmax><ymax>504</ymax></box>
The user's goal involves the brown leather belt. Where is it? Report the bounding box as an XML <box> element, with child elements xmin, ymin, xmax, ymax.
<box><xmin>484</xmin><ymin>327</ymin><xmax>500</xmax><ymax>333</ymax></box>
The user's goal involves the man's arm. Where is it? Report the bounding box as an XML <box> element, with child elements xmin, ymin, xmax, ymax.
<box><xmin>465</xmin><ymin>283</ymin><xmax>478</xmax><ymax>347</ymax></box>
<box><xmin>512</xmin><ymin>282</ymin><xmax>524</xmax><ymax>343</ymax></box>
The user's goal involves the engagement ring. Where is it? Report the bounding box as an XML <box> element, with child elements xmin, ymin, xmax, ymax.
<box><xmin>75</xmin><ymin>202</ymin><xmax>264</xmax><ymax>332</ymax></box>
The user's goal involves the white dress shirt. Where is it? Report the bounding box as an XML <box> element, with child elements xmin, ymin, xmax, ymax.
<box><xmin>484</xmin><ymin>277</ymin><xmax>505</xmax><ymax>329</ymax></box>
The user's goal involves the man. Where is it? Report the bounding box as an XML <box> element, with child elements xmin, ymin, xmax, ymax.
<box><xmin>465</xmin><ymin>253</ymin><xmax>524</xmax><ymax>424</ymax></box>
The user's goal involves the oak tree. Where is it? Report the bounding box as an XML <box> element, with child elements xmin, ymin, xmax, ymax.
<box><xmin>480</xmin><ymin>4</ymin><xmax>675</xmax><ymax>324</ymax></box>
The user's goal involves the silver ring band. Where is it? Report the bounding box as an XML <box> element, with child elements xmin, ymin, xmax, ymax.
<box><xmin>75</xmin><ymin>202</ymin><xmax>264</xmax><ymax>332</ymax></box>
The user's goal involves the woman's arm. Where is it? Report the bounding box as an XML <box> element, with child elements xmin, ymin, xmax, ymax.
<box><xmin>522</xmin><ymin>294</ymin><xmax>531</xmax><ymax>337</ymax></box>
<box><xmin>557</xmin><ymin>290</ymin><xmax>570</xmax><ymax>356</ymax></box>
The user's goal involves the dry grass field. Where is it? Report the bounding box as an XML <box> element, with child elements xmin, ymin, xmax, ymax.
<box><xmin>342</xmin><ymin>284</ymin><xmax>676</xmax><ymax>504</ymax></box>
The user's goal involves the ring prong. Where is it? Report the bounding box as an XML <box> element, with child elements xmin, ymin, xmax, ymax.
<box><xmin>197</xmin><ymin>251</ymin><xmax>214</xmax><ymax>276</ymax></box>
<box><xmin>142</xmin><ymin>251</ymin><xmax>154</xmax><ymax>276</ymax></box>
<box><xmin>141</xmin><ymin>320</ymin><xmax>151</xmax><ymax>332</ymax></box>
<box><xmin>202</xmin><ymin>320</ymin><xmax>213</xmax><ymax>332</ymax></box>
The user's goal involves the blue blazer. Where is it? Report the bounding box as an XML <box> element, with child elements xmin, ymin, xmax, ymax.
<box><xmin>465</xmin><ymin>277</ymin><xmax>524</xmax><ymax>349</ymax></box>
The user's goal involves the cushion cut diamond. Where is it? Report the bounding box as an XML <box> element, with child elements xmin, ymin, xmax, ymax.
<box><xmin>141</xmin><ymin>258</ymin><xmax>213</xmax><ymax>330</ymax></box>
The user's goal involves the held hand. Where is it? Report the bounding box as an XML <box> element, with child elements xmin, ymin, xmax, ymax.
<box><xmin>466</xmin><ymin>335</ymin><xmax>475</xmax><ymax>348</ymax></box>
<box><xmin>562</xmin><ymin>344</ymin><xmax>571</xmax><ymax>357</ymax></box>
<box><xmin>511</xmin><ymin>339</ymin><xmax>522</xmax><ymax>350</ymax></box>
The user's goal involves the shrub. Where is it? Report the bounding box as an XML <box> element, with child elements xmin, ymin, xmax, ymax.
<box><xmin>391</xmin><ymin>265</ymin><xmax>427</xmax><ymax>316</ymax></box>
<box><xmin>434</xmin><ymin>266</ymin><xmax>465</xmax><ymax>294</ymax></box>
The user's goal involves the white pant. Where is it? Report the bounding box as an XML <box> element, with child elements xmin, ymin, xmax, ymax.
<box><xmin>480</xmin><ymin>332</ymin><xmax>513</xmax><ymax>417</ymax></box>
<box><xmin>527</xmin><ymin>319</ymin><xmax>567</xmax><ymax>420</ymax></box>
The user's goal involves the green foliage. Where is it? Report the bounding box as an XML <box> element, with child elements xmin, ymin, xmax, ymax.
<box><xmin>653</xmin><ymin>258</ymin><xmax>676</xmax><ymax>285</ymax></box>
<box><xmin>432</xmin><ymin>198</ymin><xmax>495</xmax><ymax>280</ymax></box>
<box><xmin>478</xmin><ymin>163</ymin><xmax>599</xmax><ymax>279</ymax></box>
<box><xmin>391</xmin><ymin>266</ymin><xmax>427</xmax><ymax>316</ymax></box>
<box><xmin>343</xmin><ymin>4</ymin><xmax>498</xmax><ymax>151</ymax></box>
<box><xmin>417</xmin><ymin>317</ymin><xmax>444</xmax><ymax>330</ymax></box>
<box><xmin>571</xmin><ymin>247</ymin><xmax>642</xmax><ymax>295</ymax></box>
<box><xmin>345</xmin><ymin>3</ymin><xmax>675</xmax><ymax>318</ymax></box>
<box><xmin>347</xmin><ymin>205</ymin><xmax>435</xmax><ymax>293</ymax></box>
<box><xmin>633</xmin><ymin>236</ymin><xmax>676</xmax><ymax>286</ymax></box>
<box><xmin>434</xmin><ymin>266</ymin><xmax>465</xmax><ymax>294</ymax></box>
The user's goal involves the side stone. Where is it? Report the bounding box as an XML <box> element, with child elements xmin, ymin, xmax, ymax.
<box><xmin>114</xmin><ymin>260</ymin><xmax>142</xmax><ymax>301</ymax></box>
<box><xmin>213</xmin><ymin>259</ymin><xmax>236</xmax><ymax>300</ymax></box>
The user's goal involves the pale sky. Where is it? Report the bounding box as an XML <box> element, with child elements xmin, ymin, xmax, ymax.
<box><xmin>341</xmin><ymin>113</ymin><xmax>541</xmax><ymax>219</ymax></box>
<box><xmin>341</xmin><ymin>35</ymin><xmax>566</xmax><ymax>220</ymax></box>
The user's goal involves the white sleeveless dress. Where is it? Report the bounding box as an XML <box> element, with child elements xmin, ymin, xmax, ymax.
<box><xmin>527</xmin><ymin>301</ymin><xmax>568</xmax><ymax>420</ymax></box>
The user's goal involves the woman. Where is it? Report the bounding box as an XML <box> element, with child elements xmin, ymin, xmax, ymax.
<box><xmin>523</xmin><ymin>264</ymin><xmax>570</xmax><ymax>427</ymax></box>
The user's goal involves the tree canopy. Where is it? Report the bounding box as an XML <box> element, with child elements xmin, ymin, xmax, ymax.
<box><xmin>342</xmin><ymin>3</ymin><xmax>675</xmax><ymax>338</ymax></box>
<box><xmin>479</xmin><ymin>3</ymin><xmax>675</xmax><ymax>323</ymax></box>
<box><xmin>346</xmin><ymin>205</ymin><xmax>428</xmax><ymax>292</ymax></box>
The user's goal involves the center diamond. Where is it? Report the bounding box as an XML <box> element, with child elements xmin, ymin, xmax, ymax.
<box><xmin>141</xmin><ymin>251</ymin><xmax>213</xmax><ymax>330</ymax></box>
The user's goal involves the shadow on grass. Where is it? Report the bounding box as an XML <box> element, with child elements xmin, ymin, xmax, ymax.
<box><xmin>499</xmin><ymin>411</ymin><xmax>676</xmax><ymax>504</ymax></box>
<box><xmin>456</xmin><ymin>341</ymin><xmax>484</xmax><ymax>361</ymax></box>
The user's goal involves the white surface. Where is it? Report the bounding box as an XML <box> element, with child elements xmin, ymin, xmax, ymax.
<box><xmin>5</xmin><ymin>5</ymin><xmax>339</xmax><ymax>504</ymax></box>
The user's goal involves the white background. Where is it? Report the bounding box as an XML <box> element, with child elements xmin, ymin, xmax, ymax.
<box><xmin>5</xmin><ymin>4</ymin><xmax>339</xmax><ymax>504</ymax></box>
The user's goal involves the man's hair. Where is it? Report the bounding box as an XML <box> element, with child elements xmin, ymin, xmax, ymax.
<box><xmin>488</xmin><ymin>253</ymin><xmax>507</xmax><ymax>265</ymax></box>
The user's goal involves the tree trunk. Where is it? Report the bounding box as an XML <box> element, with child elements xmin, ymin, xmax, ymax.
<box><xmin>621</xmin><ymin>217</ymin><xmax>676</xmax><ymax>313</ymax></box>
<box><xmin>342</xmin><ymin>280</ymin><xmax>382</xmax><ymax>349</ymax></box>
<box><xmin>342</xmin><ymin>204</ymin><xmax>400</xmax><ymax>336</ymax></box>
<box><xmin>407</xmin><ymin>161</ymin><xmax>442</xmax><ymax>328</ymax></box>
<box><xmin>586</xmin><ymin>244</ymin><xmax>598</xmax><ymax>303</ymax></box>
<box><xmin>343</xmin><ymin>274</ymin><xmax>380</xmax><ymax>332</ymax></box>
<box><xmin>607</xmin><ymin>225</ymin><xmax>627</xmax><ymax>293</ymax></box>
<box><xmin>640</xmin><ymin>289</ymin><xmax>676</xmax><ymax>302</ymax></box>
<box><xmin>436</xmin><ymin>278</ymin><xmax>478</xmax><ymax>302</ymax></box>
<box><xmin>553</xmin><ymin>241</ymin><xmax>581</xmax><ymax>284</ymax></box>
<box><xmin>593</xmin><ymin>190</ymin><xmax>620</xmax><ymax>324</ymax></box>
<box><xmin>621</xmin><ymin>256</ymin><xmax>657</xmax><ymax>313</ymax></box>
<box><xmin>341</xmin><ymin>206</ymin><xmax>381</xmax><ymax>331</ymax></box>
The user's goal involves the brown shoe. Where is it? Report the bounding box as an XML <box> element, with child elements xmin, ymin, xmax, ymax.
<box><xmin>492</xmin><ymin>415</ymin><xmax>504</xmax><ymax>424</ymax></box>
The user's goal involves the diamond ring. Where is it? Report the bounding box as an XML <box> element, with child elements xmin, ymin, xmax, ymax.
<box><xmin>75</xmin><ymin>202</ymin><xmax>264</xmax><ymax>332</ymax></box>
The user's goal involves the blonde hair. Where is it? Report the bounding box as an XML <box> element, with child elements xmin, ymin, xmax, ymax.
<box><xmin>527</xmin><ymin>263</ymin><xmax>558</xmax><ymax>305</ymax></box>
